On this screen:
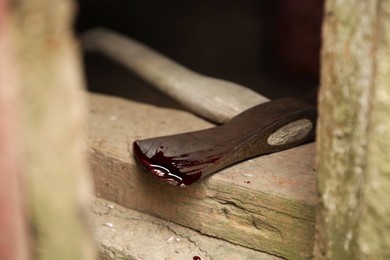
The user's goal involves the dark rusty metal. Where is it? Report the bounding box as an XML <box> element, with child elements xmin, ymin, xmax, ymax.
<box><xmin>133</xmin><ymin>98</ymin><xmax>317</xmax><ymax>186</ymax></box>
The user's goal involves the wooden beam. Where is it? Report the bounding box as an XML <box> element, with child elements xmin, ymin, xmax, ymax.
<box><xmin>8</xmin><ymin>0</ymin><xmax>95</xmax><ymax>259</ymax></box>
<box><xmin>88</xmin><ymin>93</ymin><xmax>317</xmax><ymax>259</ymax></box>
<box><xmin>316</xmin><ymin>0</ymin><xmax>390</xmax><ymax>258</ymax></box>
<box><xmin>0</xmin><ymin>2</ymin><xmax>28</xmax><ymax>259</ymax></box>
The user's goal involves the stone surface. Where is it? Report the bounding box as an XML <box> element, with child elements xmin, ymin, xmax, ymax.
<box><xmin>93</xmin><ymin>198</ymin><xmax>282</xmax><ymax>260</ymax></box>
<box><xmin>88</xmin><ymin>93</ymin><xmax>317</xmax><ymax>259</ymax></box>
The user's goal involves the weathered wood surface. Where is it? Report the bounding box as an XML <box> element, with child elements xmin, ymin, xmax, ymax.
<box><xmin>8</xmin><ymin>0</ymin><xmax>95</xmax><ymax>259</ymax></box>
<box><xmin>88</xmin><ymin>93</ymin><xmax>317</xmax><ymax>259</ymax></box>
<box><xmin>315</xmin><ymin>0</ymin><xmax>390</xmax><ymax>259</ymax></box>
<box><xmin>0</xmin><ymin>2</ymin><xmax>28</xmax><ymax>259</ymax></box>
<box><xmin>83</xmin><ymin>28</ymin><xmax>269</xmax><ymax>124</ymax></box>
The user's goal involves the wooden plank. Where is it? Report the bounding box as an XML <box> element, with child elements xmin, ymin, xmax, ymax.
<box><xmin>88</xmin><ymin>93</ymin><xmax>317</xmax><ymax>259</ymax></box>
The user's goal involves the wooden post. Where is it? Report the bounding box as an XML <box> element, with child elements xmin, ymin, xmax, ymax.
<box><xmin>0</xmin><ymin>0</ymin><xmax>95</xmax><ymax>259</ymax></box>
<box><xmin>0</xmin><ymin>2</ymin><xmax>29</xmax><ymax>259</ymax></box>
<box><xmin>315</xmin><ymin>0</ymin><xmax>390</xmax><ymax>258</ymax></box>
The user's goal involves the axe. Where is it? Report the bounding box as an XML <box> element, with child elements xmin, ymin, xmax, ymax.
<box><xmin>83</xmin><ymin>29</ymin><xmax>317</xmax><ymax>187</ymax></box>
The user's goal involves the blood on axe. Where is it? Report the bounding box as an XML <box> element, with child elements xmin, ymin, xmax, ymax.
<box><xmin>82</xmin><ymin>29</ymin><xmax>317</xmax><ymax>187</ymax></box>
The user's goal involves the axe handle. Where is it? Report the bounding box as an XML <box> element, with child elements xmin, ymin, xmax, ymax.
<box><xmin>82</xmin><ymin>28</ymin><xmax>269</xmax><ymax>124</ymax></box>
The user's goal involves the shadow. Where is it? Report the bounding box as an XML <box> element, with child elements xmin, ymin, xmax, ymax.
<box><xmin>83</xmin><ymin>53</ymin><xmax>186</xmax><ymax>110</ymax></box>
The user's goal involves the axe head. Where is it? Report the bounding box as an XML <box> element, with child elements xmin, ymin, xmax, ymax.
<box><xmin>133</xmin><ymin>98</ymin><xmax>317</xmax><ymax>186</ymax></box>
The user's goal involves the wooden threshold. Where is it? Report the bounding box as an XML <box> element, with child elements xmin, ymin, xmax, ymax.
<box><xmin>88</xmin><ymin>93</ymin><xmax>317</xmax><ymax>259</ymax></box>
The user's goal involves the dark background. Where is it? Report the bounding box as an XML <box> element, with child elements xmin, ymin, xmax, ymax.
<box><xmin>76</xmin><ymin>0</ymin><xmax>323</xmax><ymax>109</ymax></box>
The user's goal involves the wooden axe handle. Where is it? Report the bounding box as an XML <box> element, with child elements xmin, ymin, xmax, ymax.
<box><xmin>82</xmin><ymin>28</ymin><xmax>269</xmax><ymax>124</ymax></box>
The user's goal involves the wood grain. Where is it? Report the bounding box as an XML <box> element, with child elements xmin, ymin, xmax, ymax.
<box><xmin>88</xmin><ymin>93</ymin><xmax>317</xmax><ymax>259</ymax></box>
<box><xmin>10</xmin><ymin>1</ymin><xmax>95</xmax><ymax>259</ymax></box>
<box><xmin>315</xmin><ymin>0</ymin><xmax>390</xmax><ymax>258</ymax></box>
<box><xmin>83</xmin><ymin>29</ymin><xmax>269</xmax><ymax>124</ymax></box>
